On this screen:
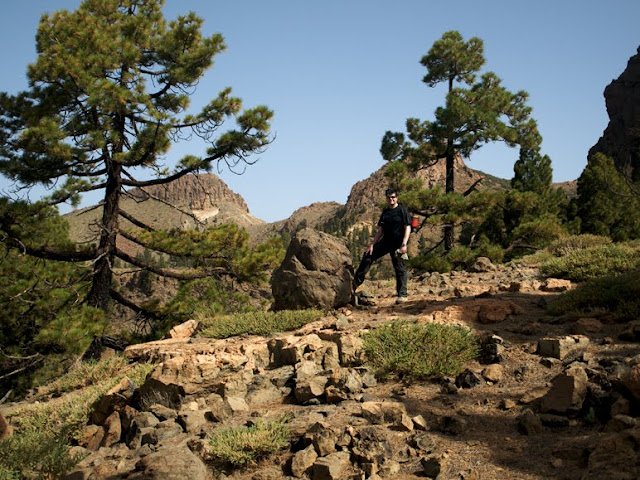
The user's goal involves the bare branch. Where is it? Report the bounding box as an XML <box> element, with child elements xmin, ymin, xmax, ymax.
<box><xmin>122</xmin><ymin>187</ymin><xmax>205</xmax><ymax>228</ymax></box>
<box><xmin>109</xmin><ymin>289</ymin><xmax>166</xmax><ymax>321</ymax></box>
<box><xmin>118</xmin><ymin>209</ymin><xmax>156</xmax><ymax>232</ymax></box>
<box><xmin>115</xmin><ymin>248</ymin><xmax>226</xmax><ymax>280</ymax></box>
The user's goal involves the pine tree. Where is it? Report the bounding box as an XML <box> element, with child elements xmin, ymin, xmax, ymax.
<box><xmin>577</xmin><ymin>153</ymin><xmax>640</xmax><ymax>240</ymax></box>
<box><xmin>380</xmin><ymin>31</ymin><xmax>540</xmax><ymax>251</ymax></box>
<box><xmin>0</xmin><ymin>0</ymin><xmax>273</xmax><ymax>313</ymax></box>
<box><xmin>512</xmin><ymin>148</ymin><xmax>553</xmax><ymax>195</ymax></box>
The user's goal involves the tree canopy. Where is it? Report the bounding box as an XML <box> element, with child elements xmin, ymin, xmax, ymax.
<box><xmin>0</xmin><ymin>0</ymin><xmax>273</xmax><ymax>312</ymax></box>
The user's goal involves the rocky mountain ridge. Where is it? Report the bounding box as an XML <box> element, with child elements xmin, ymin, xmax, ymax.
<box><xmin>66</xmin><ymin>156</ymin><xmax>575</xmax><ymax>249</ymax></box>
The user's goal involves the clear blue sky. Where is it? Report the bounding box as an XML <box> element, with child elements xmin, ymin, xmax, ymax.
<box><xmin>1</xmin><ymin>1</ymin><xmax>639</xmax><ymax>222</ymax></box>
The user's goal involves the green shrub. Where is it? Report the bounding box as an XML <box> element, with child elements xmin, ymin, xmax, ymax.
<box><xmin>546</xmin><ymin>270</ymin><xmax>640</xmax><ymax>321</ymax></box>
<box><xmin>446</xmin><ymin>246</ymin><xmax>475</xmax><ymax>269</ymax></box>
<box><xmin>362</xmin><ymin>321</ymin><xmax>479</xmax><ymax>380</ymax></box>
<box><xmin>473</xmin><ymin>237</ymin><xmax>504</xmax><ymax>264</ymax></box>
<box><xmin>408</xmin><ymin>254</ymin><xmax>452</xmax><ymax>273</ymax></box>
<box><xmin>0</xmin><ymin>426</ymin><xmax>84</xmax><ymax>480</ymax></box>
<box><xmin>198</xmin><ymin>309</ymin><xmax>325</xmax><ymax>339</ymax></box>
<box><xmin>540</xmin><ymin>242</ymin><xmax>640</xmax><ymax>281</ymax></box>
<box><xmin>545</xmin><ymin>234</ymin><xmax>611</xmax><ymax>257</ymax></box>
<box><xmin>208</xmin><ymin>417</ymin><xmax>290</xmax><ymax>467</ymax></box>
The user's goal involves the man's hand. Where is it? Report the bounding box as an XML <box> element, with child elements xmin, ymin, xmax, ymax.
<box><xmin>365</xmin><ymin>244</ymin><xmax>374</xmax><ymax>256</ymax></box>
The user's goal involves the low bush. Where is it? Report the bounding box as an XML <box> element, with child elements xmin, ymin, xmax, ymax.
<box><xmin>408</xmin><ymin>254</ymin><xmax>452</xmax><ymax>273</ymax></box>
<box><xmin>540</xmin><ymin>242</ymin><xmax>640</xmax><ymax>282</ymax></box>
<box><xmin>198</xmin><ymin>309</ymin><xmax>325</xmax><ymax>339</ymax></box>
<box><xmin>546</xmin><ymin>270</ymin><xmax>640</xmax><ymax>321</ymax></box>
<box><xmin>208</xmin><ymin>416</ymin><xmax>290</xmax><ymax>467</ymax></box>
<box><xmin>545</xmin><ymin>234</ymin><xmax>611</xmax><ymax>257</ymax></box>
<box><xmin>362</xmin><ymin>321</ymin><xmax>479</xmax><ymax>380</ymax></box>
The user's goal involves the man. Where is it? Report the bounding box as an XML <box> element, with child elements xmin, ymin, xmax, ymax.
<box><xmin>353</xmin><ymin>188</ymin><xmax>411</xmax><ymax>304</ymax></box>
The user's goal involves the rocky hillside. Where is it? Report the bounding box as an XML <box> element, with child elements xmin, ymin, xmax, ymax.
<box><xmin>3</xmin><ymin>261</ymin><xmax>639</xmax><ymax>479</ymax></box>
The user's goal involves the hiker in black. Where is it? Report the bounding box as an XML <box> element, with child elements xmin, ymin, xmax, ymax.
<box><xmin>353</xmin><ymin>188</ymin><xmax>411</xmax><ymax>303</ymax></box>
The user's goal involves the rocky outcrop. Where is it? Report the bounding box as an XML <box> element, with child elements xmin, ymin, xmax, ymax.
<box><xmin>589</xmin><ymin>46</ymin><xmax>640</xmax><ymax>176</ymax></box>
<box><xmin>129</xmin><ymin>173</ymin><xmax>250</xmax><ymax>213</ymax></box>
<box><xmin>271</xmin><ymin>228</ymin><xmax>354</xmax><ymax>310</ymax></box>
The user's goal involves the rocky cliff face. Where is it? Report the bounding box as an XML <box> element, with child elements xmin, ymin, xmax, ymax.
<box><xmin>129</xmin><ymin>174</ymin><xmax>250</xmax><ymax>213</ymax></box>
<box><xmin>589</xmin><ymin>46</ymin><xmax>640</xmax><ymax>175</ymax></box>
<box><xmin>128</xmin><ymin>174</ymin><xmax>264</xmax><ymax>229</ymax></box>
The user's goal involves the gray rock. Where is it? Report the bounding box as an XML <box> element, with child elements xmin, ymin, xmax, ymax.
<box><xmin>538</xmin><ymin>335</ymin><xmax>590</xmax><ymax>360</ymax></box>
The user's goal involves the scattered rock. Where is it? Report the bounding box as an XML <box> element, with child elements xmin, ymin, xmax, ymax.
<box><xmin>0</xmin><ymin>412</ymin><xmax>12</xmax><ymax>439</ymax></box>
<box><xmin>131</xmin><ymin>443</ymin><xmax>208</xmax><ymax>480</ymax></box>
<box><xmin>540</xmin><ymin>365</ymin><xmax>589</xmax><ymax>414</ymax></box>
<box><xmin>541</xmin><ymin>278</ymin><xmax>573</xmax><ymax>292</ymax></box>
<box><xmin>571</xmin><ymin>318</ymin><xmax>603</xmax><ymax>335</ymax></box>
<box><xmin>469</xmin><ymin>256</ymin><xmax>496</xmax><ymax>273</ymax></box>
<box><xmin>291</xmin><ymin>444</ymin><xmax>318</xmax><ymax>478</ymax></box>
<box><xmin>165</xmin><ymin>319</ymin><xmax>198</xmax><ymax>339</ymax></box>
<box><xmin>620</xmin><ymin>363</ymin><xmax>640</xmax><ymax>402</ymax></box>
<box><xmin>312</xmin><ymin>451</ymin><xmax>352</xmax><ymax>480</ymax></box>
<box><xmin>477</xmin><ymin>300</ymin><xmax>524</xmax><ymax>324</ymax></box>
<box><xmin>538</xmin><ymin>335</ymin><xmax>590</xmax><ymax>360</ymax></box>
<box><xmin>518</xmin><ymin>409</ymin><xmax>543</xmax><ymax>435</ymax></box>
<box><xmin>455</xmin><ymin>369</ymin><xmax>482</xmax><ymax>389</ymax></box>
<box><xmin>438</xmin><ymin>415</ymin><xmax>467</xmax><ymax>436</ymax></box>
<box><xmin>482</xmin><ymin>364</ymin><xmax>504</xmax><ymax>383</ymax></box>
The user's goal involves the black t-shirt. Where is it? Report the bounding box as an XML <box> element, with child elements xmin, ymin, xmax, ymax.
<box><xmin>377</xmin><ymin>204</ymin><xmax>411</xmax><ymax>246</ymax></box>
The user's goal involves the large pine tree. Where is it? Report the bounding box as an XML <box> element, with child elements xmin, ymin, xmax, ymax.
<box><xmin>380</xmin><ymin>31</ymin><xmax>540</xmax><ymax>251</ymax></box>
<box><xmin>0</xmin><ymin>0</ymin><xmax>273</xmax><ymax>312</ymax></box>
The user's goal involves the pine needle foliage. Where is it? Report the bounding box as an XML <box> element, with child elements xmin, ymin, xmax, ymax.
<box><xmin>380</xmin><ymin>30</ymin><xmax>541</xmax><ymax>251</ymax></box>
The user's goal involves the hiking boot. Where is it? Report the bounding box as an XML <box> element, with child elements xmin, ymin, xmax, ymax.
<box><xmin>395</xmin><ymin>296</ymin><xmax>408</xmax><ymax>304</ymax></box>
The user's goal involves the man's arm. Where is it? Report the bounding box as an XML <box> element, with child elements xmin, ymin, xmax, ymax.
<box><xmin>399</xmin><ymin>224</ymin><xmax>411</xmax><ymax>254</ymax></box>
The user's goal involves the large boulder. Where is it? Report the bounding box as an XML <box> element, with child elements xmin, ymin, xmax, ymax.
<box><xmin>271</xmin><ymin>228</ymin><xmax>354</xmax><ymax>310</ymax></box>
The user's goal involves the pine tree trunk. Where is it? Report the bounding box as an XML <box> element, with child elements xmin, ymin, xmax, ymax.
<box><xmin>444</xmin><ymin>149</ymin><xmax>455</xmax><ymax>252</ymax></box>
<box><xmin>86</xmin><ymin>163</ymin><xmax>121</xmax><ymax>312</ymax></box>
